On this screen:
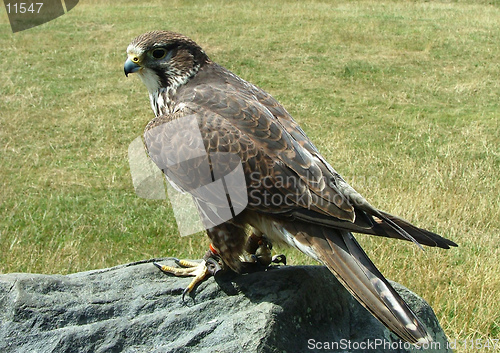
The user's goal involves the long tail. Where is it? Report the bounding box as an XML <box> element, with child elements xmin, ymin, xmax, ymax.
<box><xmin>280</xmin><ymin>221</ymin><xmax>433</xmax><ymax>345</ymax></box>
<box><xmin>293</xmin><ymin>208</ymin><xmax>458</xmax><ymax>249</ymax></box>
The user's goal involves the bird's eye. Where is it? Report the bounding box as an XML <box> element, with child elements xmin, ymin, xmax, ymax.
<box><xmin>151</xmin><ymin>48</ymin><xmax>167</xmax><ymax>59</ymax></box>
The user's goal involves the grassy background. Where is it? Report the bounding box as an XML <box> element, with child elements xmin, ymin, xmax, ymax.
<box><xmin>1</xmin><ymin>0</ymin><xmax>499</xmax><ymax>350</ymax></box>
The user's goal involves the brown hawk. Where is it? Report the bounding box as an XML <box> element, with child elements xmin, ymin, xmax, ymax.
<box><xmin>124</xmin><ymin>30</ymin><xmax>456</xmax><ymax>346</ymax></box>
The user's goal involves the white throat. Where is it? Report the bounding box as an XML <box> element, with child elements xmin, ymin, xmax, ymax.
<box><xmin>138</xmin><ymin>66</ymin><xmax>198</xmax><ymax>117</ymax></box>
<box><xmin>137</xmin><ymin>68</ymin><xmax>172</xmax><ymax>117</ymax></box>
<box><xmin>138</xmin><ymin>68</ymin><xmax>162</xmax><ymax>95</ymax></box>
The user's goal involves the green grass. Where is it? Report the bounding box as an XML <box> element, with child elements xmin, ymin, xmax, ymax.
<box><xmin>1</xmin><ymin>0</ymin><xmax>499</xmax><ymax>350</ymax></box>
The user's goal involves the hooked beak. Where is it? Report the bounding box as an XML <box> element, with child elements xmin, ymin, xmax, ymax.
<box><xmin>124</xmin><ymin>58</ymin><xmax>141</xmax><ymax>77</ymax></box>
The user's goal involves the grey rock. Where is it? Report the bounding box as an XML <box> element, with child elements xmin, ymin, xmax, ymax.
<box><xmin>0</xmin><ymin>259</ymin><xmax>452</xmax><ymax>353</ymax></box>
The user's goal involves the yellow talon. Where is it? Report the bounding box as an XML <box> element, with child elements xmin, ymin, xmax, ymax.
<box><xmin>154</xmin><ymin>259</ymin><xmax>212</xmax><ymax>300</ymax></box>
<box><xmin>177</xmin><ymin>259</ymin><xmax>201</xmax><ymax>268</ymax></box>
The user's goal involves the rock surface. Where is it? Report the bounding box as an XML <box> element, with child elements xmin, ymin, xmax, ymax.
<box><xmin>0</xmin><ymin>259</ymin><xmax>452</xmax><ymax>353</ymax></box>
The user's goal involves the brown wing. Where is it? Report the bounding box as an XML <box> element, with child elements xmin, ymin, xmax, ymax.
<box><xmin>161</xmin><ymin>63</ymin><xmax>456</xmax><ymax>249</ymax></box>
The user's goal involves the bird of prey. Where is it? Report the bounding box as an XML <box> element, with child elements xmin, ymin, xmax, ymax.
<box><xmin>124</xmin><ymin>30</ymin><xmax>457</xmax><ymax>346</ymax></box>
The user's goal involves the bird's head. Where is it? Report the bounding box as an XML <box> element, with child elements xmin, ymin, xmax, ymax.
<box><xmin>124</xmin><ymin>31</ymin><xmax>209</xmax><ymax>94</ymax></box>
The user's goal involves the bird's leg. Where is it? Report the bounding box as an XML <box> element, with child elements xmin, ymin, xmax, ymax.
<box><xmin>154</xmin><ymin>232</ymin><xmax>286</xmax><ymax>298</ymax></box>
<box><xmin>240</xmin><ymin>231</ymin><xmax>286</xmax><ymax>271</ymax></box>
<box><xmin>154</xmin><ymin>244</ymin><xmax>225</xmax><ymax>300</ymax></box>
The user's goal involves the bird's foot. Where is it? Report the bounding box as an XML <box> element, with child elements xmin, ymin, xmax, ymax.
<box><xmin>271</xmin><ymin>254</ymin><xmax>287</xmax><ymax>266</ymax></box>
<box><xmin>154</xmin><ymin>238</ymin><xmax>286</xmax><ymax>298</ymax></box>
<box><xmin>240</xmin><ymin>232</ymin><xmax>287</xmax><ymax>271</ymax></box>
<box><xmin>154</xmin><ymin>245</ymin><xmax>224</xmax><ymax>300</ymax></box>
